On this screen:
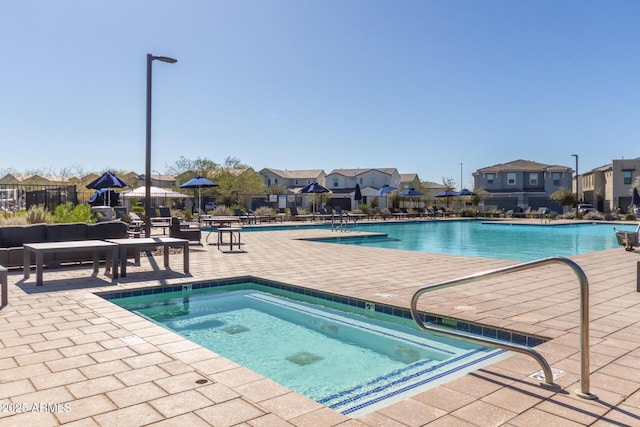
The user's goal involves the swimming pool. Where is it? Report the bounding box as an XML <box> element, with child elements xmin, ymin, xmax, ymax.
<box><xmin>107</xmin><ymin>282</ymin><xmax>520</xmax><ymax>416</ymax></box>
<box><xmin>316</xmin><ymin>221</ymin><xmax>636</xmax><ymax>261</ymax></box>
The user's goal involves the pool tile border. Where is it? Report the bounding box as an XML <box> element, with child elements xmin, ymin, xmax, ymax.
<box><xmin>97</xmin><ymin>276</ymin><xmax>546</xmax><ymax>348</ymax></box>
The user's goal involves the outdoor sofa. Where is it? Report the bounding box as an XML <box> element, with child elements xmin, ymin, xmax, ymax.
<box><xmin>0</xmin><ymin>221</ymin><xmax>128</xmax><ymax>268</ymax></box>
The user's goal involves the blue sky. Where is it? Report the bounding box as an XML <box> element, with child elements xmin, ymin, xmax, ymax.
<box><xmin>1</xmin><ymin>0</ymin><xmax>638</xmax><ymax>188</ymax></box>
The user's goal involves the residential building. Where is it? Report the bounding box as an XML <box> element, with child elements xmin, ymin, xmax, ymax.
<box><xmin>472</xmin><ymin>159</ymin><xmax>573</xmax><ymax>212</ymax></box>
<box><xmin>259</xmin><ymin>168</ymin><xmax>325</xmax><ymax>189</ymax></box>
<box><xmin>325</xmin><ymin>168</ymin><xmax>401</xmax><ymax>210</ymax></box>
<box><xmin>581</xmin><ymin>157</ymin><xmax>640</xmax><ymax>213</ymax></box>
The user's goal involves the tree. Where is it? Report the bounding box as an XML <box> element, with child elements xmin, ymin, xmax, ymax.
<box><xmin>550</xmin><ymin>188</ymin><xmax>576</xmax><ymax>213</ymax></box>
<box><xmin>165</xmin><ymin>156</ymin><xmax>219</xmax><ymax>177</ymax></box>
<box><xmin>212</xmin><ymin>159</ymin><xmax>263</xmax><ymax>207</ymax></box>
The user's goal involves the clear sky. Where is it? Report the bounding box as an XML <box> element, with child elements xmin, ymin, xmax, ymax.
<box><xmin>1</xmin><ymin>0</ymin><xmax>638</xmax><ymax>188</ymax></box>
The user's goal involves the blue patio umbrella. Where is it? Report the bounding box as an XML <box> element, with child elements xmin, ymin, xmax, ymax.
<box><xmin>376</xmin><ymin>185</ymin><xmax>397</xmax><ymax>209</ymax></box>
<box><xmin>375</xmin><ymin>185</ymin><xmax>397</xmax><ymax>196</ymax></box>
<box><xmin>180</xmin><ymin>176</ymin><xmax>218</xmax><ymax>212</ymax></box>
<box><xmin>456</xmin><ymin>189</ymin><xmax>476</xmax><ymax>196</ymax></box>
<box><xmin>435</xmin><ymin>189</ymin><xmax>457</xmax><ymax>207</ymax></box>
<box><xmin>86</xmin><ymin>171</ymin><xmax>130</xmax><ymax>207</ymax></box>
<box><xmin>301</xmin><ymin>182</ymin><xmax>330</xmax><ymax>194</ymax></box>
<box><xmin>399</xmin><ymin>187</ymin><xmax>423</xmax><ymax>196</ymax></box>
<box><xmin>399</xmin><ymin>188</ymin><xmax>423</xmax><ymax>208</ymax></box>
<box><xmin>301</xmin><ymin>182</ymin><xmax>330</xmax><ymax>213</ymax></box>
<box><xmin>435</xmin><ymin>190</ymin><xmax>457</xmax><ymax>197</ymax></box>
<box><xmin>632</xmin><ymin>187</ymin><xmax>640</xmax><ymax>206</ymax></box>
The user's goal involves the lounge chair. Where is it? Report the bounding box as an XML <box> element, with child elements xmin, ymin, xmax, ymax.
<box><xmin>234</xmin><ymin>209</ymin><xmax>257</xmax><ymax>225</ymax></box>
<box><xmin>151</xmin><ymin>206</ymin><xmax>172</xmax><ymax>233</ymax></box>
<box><xmin>169</xmin><ymin>217</ymin><xmax>202</xmax><ymax>243</ymax></box>
<box><xmin>289</xmin><ymin>207</ymin><xmax>312</xmax><ymax>221</ymax></box>
<box><xmin>614</xmin><ymin>224</ymin><xmax>640</xmax><ymax>251</ymax></box>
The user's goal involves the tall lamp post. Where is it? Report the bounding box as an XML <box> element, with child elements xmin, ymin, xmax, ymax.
<box><xmin>572</xmin><ymin>154</ymin><xmax>579</xmax><ymax>216</ymax></box>
<box><xmin>145</xmin><ymin>54</ymin><xmax>177</xmax><ymax>237</ymax></box>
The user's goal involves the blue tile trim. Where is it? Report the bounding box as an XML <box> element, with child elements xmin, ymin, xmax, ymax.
<box><xmin>97</xmin><ymin>276</ymin><xmax>547</xmax><ymax>348</ymax></box>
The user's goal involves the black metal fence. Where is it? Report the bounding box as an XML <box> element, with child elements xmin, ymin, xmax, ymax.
<box><xmin>0</xmin><ymin>184</ymin><xmax>78</xmax><ymax>212</ymax></box>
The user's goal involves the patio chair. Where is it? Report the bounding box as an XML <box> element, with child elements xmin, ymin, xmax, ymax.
<box><xmin>169</xmin><ymin>217</ymin><xmax>202</xmax><ymax>243</ymax></box>
<box><xmin>234</xmin><ymin>208</ymin><xmax>257</xmax><ymax>225</ymax></box>
<box><xmin>289</xmin><ymin>207</ymin><xmax>312</xmax><ymax>221</ymax></box>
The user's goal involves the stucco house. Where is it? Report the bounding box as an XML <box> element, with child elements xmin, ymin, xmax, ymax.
<box><xmin>581</xmin><ymin>157</ymin><xmax>640</xmax><ymax>213</ymax></box>
<box><xmin>473</xmin><ymin>159</ymin><xmax>573</xmax><ymax>212</ymax></box>
<box><xmin>325</xmin><ymin>168</ymin><xmax>401</xmax><ymax>210</ymax></box>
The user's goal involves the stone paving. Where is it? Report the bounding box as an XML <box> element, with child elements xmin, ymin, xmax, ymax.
<box><xmin>1</xmin><ymin>219</ymin><xmax>639</xmax><ymax>426</ymax></box>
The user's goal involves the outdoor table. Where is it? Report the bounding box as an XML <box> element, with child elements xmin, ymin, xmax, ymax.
<box><xmin>214</xmin><ymin>227</ymin><xmax>242</xmax><ymax>251</ymax></box>
<box><xmin>23</xmin><ymin>240</ymin><xmax>118</xmax><ymax>286</ymax></box>
<box><xmin>105</xmin><ymin>237</ymin><xmax>189</xmax><ymax>277</ymax></box>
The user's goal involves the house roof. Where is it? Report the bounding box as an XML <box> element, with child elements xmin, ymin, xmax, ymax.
<box><xmin>476</xmin><ymin>159</ymin><xmax>570</xmax><ymax>173</ymax></box>
<box><xmin>399</xmin><ymin>173</ymin><xmax>418</xmax><ymax>182</ymax></box>
<box><xmin>327</xmin><ymin>168</ymin><xmax>397</xmax><ymax>177</ymax></box>
<box><xmin>261</xmin><ymin>168</ymin><xmax>324</xmax><ymax>179</ymax></box>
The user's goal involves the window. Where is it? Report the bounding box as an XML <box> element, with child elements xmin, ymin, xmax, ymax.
<box><xmin>507</xmin><ymin>173</ymin><xmax>516</xmax><ymax>185</ymax></box>
<box><xmin>624</xmin><ymin>171</ymin><xmax>632</xmax><ymax>185</ymax></box>
<box><xmin>294</xmin><ymin>179</ymin><xmax>299</xmax><ymax>185</ymax></box>
<box><xmin>333</xmin><ymin>179</ymin><xmax>339</xmax><ymax>187</ymax></box>
<box><xmin>529</xmin><ymin>174</ymin><xmax>538</xmax><ymax>186</ymax></box>
<box><xmin>486</xmin><ymin>173</ymin><xmax>494</xmax><ymax>184</ymax></box>
<box><xmin>552</xmin><ymin>172</ymin><xmax>561</xmax><ymax>186</ymax></box>
<box><xmin>359</xmin><ymin>177</ymin><xmax>363</xmax><ymax>185</ymax></box>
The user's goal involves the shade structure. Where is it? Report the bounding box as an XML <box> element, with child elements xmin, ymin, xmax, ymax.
<box><xmin>122</xmin><ymin>186</ymin><xmax>192</xmax><ymax>209</ymax></box>
<box><xmin>179</xmin><ymin>176</ymin><xmax>218</xmax><ymax>212</ymax></box>
<box><xmin>86</xmin><ymin>171</ymin><xmax>130</xmax><ymax>207</ymax></box>
<box><xmin>122</xmin><ymin>186</ymin><xmax>193</xmax><ymax>198</ymax></box>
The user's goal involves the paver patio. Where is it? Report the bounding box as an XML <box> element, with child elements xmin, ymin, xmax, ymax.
<box><xmin>1</xmin><ymin>219</ymin><xmax>639</xmax><ymax>425</ymax></box>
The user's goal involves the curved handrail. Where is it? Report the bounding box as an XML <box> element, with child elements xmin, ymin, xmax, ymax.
<box><xmin>410</xmin><ymin>256</ymin><xmax>596</xmax><ymax>399</ymax></box>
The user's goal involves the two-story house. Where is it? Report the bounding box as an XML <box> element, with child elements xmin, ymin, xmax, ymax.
<box><xmin>581</xmin><ymin>157</ymin><xmax>640</xmax><ymax>213</ymax></box>
<box><xmin>325</xmin><ymin>168</ymin><xmax>401</xmax><ymax>210</ymax></box>
<box><xmin>259</xmin><ymin>168</ymin><xmax>326</xmax><ymax>211</ymax></box>
<box><xmin>473</xmin><ymin>159</ymin><xmax>573</xmax><ymax>212</ymax></box>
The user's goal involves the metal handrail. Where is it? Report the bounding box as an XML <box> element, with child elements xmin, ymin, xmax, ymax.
<box><xmin>331</xmin><ymin>211</ymin><xmax>356</xmax><ymax>232</ymax></box>
<box><xmin>410</xmin><ymin>256</ymin><xmax>596</xmax><ymax>399</ymax></box>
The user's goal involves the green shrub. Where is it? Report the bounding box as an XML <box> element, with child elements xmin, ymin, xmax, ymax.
<box><xmin>624</xmin><ymin>213</ymin><xmax>637</xmax><ymax>221</ymax></box>
<box><xmin>357</xmin><ymin>203</ymin><xmax>370</xmax><ymax>213</ymax></box>
<box><xmin>131</xmin><ymin>202</ymin><xmax>145</xmax><ymax>214</ymax></box>
<box><xmin>52</xmin><ymin>202</ymin><xmax>95</xmax><ymax>223</ymax></box>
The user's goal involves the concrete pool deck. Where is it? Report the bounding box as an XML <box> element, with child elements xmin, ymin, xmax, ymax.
<box><xmin>1</xmin><ymin>219</ymin><xmax>639</xmax><ymax>425</ymax></box>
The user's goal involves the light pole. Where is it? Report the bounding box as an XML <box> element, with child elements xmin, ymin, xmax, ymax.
<box><xmin>460</xmin><ymin>162</ymin><xmax>463</xmax><ymax>191</ymax></box>
<box><xmin>572</xmin><ymin>154</ymin><xmax>579</xmax><ymax>216</ymax></box>
<box><xmin>145</xmin><ymin>54</ymin><xmax>177</xmax><ymax>237</ymax></box>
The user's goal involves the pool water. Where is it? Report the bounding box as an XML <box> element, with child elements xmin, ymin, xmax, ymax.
<box><xmin>112</xmin><ymin>285</ymin><xmax>510</xmax><ymax>416</ymax></box>
<box><xmin>323</xmin><ymin>221</ymin><xmax>636</xmax><ymax>261</ymax></box>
